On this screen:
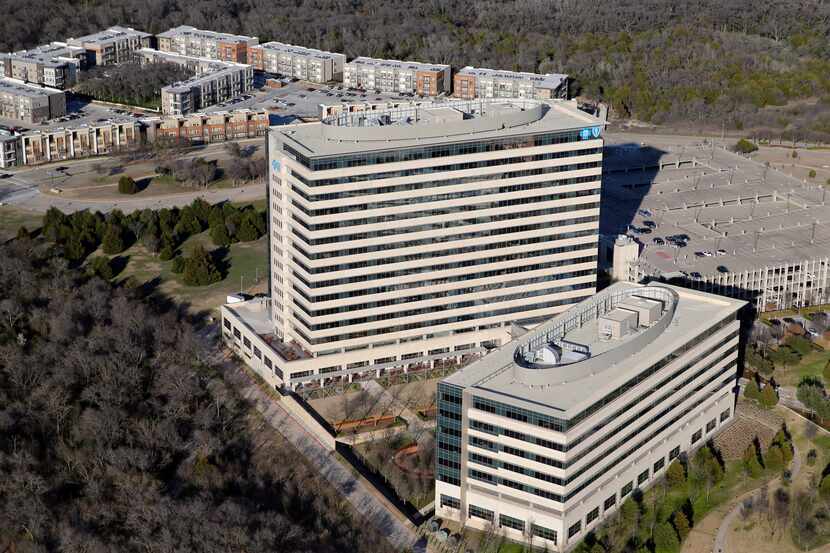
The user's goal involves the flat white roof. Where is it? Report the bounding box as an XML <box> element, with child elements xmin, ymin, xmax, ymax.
<box><xmin>457</xmin><ymin>66</ymin><xmax>568</xmax><ymax>89</ymax></box>
<box><xmin>346</xmin><ymin>56</ymin><xmax>450</xmax><ymax>72</ymax></box>
<box><xmin>444</xmin><ymin>282</ymin><xmax>744</xmax><ymax>415</ymax></box>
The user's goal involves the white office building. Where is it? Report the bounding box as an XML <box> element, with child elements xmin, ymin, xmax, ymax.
<box><xmin>221</xmin><ymin>98</ymin><xmax>604</xmax><ymax>390</ymax></box>
<box><xmin>435</xmin><ymin>282</ymin><xmax>744</xmax><ymax>550</ymax></box>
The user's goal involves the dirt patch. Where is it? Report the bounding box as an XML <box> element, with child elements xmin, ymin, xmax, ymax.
<box><xmin>714</xmin><ymin>417</ymin><xmax>777</xmax><ymax>461</ymax></box>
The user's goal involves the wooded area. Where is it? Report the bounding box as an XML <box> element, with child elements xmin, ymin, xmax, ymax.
<box><xmin>0</xmin><ymin>238</ymin><xmax>390</xmax><ymax>552</ymax></box>
<box><xmin>3</xmin><ymin>1</ymin><xmax>830</xmax><ymax>133</ymax></box>
<box><xmin>76</xmin><ymin>63</ymin><xmax>194</xmax><ymax>109</ymax></box>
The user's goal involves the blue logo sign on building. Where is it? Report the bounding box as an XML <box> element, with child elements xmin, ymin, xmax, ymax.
<box><xmin>580</xmin><ymin>126</ymin><xmax>602</xmax><ymax>140</ymax></box>
<box><xmin>271</xmin><ymin>159</ymin><xmax>281</xmax><ymax>172</ymax></box>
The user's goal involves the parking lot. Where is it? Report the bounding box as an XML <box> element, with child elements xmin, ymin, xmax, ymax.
<box><xmin>203</xmin><ymin>77</ymin><xmax>420</xmax><ymax>118</ymax></box>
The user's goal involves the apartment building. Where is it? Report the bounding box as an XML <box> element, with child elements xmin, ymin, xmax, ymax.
<box><xmin>454</xmin><ymin>67</ymin><xmax>569</xmax><ymax>100</ymax></box>
<box><xmin>157</xmin><ymin>25</ymin><xmax>258</xmax><ymax>63</ymax></box>
<box><xmin>2</xmin><ymin>43</ymin><xmax>84</xmax><ymax>89</ymax></box>
<box><xmin>0</xmin><ymin>78</ymin><xmax>66</xmax><ymax>124</ymax></box>
<box><xmin>221</xmin><ymin>98</ymin><xmax>604</xmax><ymax>390</ymax></box>
<box><xmin>247</xmin><ymin>42</ymin><xmax>345</xmax><ymax>83</ymax></box>
<box><xmin>67</xmin><ymin>26</ymin><xmax>152</xmax><ymax>66</ymax></box>
<box><xmin>343</xmin><ymin>57</ymin><xmax>451</xmax><ymax>96</ymax></box>
<box><xmin>137</xmin><ymin>48</ymin><xmax>254</xmax><ymax>115</ymax></box>
<box><xmin>19</xmin><ymin>118</ymin><xmax>139</xmax><ymax>165</ymax></box>
<box><xmin>435</xmin><ymin>282</ymin><xmax>744</xmax><ymax>551</ymax></box>
<box><xmin>143</xmin><ymin>109</ymin><xmax>268</xmax><ymax>142</ymax></box>
<box><xmin>160</xmin><ymin>64</ymin><xmax>253</xmax><ymax>116</ymax></box>
<box><xmin>0</xmin><ymin>129</ymin><xmax>21</xmax><ymax>168</ymax></box>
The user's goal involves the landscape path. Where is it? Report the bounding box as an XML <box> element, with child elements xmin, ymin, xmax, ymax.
<box><xmin>360</xmin><ymin>380</ymin><xmax>433</xmax><ymax>432</ymax></box>
<box><xmin>195</xmin><ymin>325</ymin><xmax>423</xmax><ymax>553</ymax></box>
<box><xmin>225</xmin><ymin>360</ymin><xmax>423</xmax><ymax>552</ymax></box>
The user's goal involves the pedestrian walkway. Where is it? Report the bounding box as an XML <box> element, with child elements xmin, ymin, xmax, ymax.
<box><xmin>226</xmin><ymin>363</ymin><xmax>422</xmax><ymax>552</ymax></box>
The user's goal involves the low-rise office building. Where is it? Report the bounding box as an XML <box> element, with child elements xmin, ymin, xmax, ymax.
<box><xmin>343</xmin><ymin>57</ymin><xmax>451</xmax><ymax>96</ymax></box>
<box><xmin>454</xmin><ymin>67</ymin><xmax>569</xmax><ymax>100</ymax></box>
<box><xmin>247</xmin><ymin>42</ymin><xmax>345</xmax><ymax>83</ymax></box>
<box><xmin>0</xmin><ymin>78</ymin><xmax>66</xmax><ymax>124</ymax></box>
<box><xmin>157</xmin><ymin>25</ymin><xmax>258</xmax><ymax>63</ymax></box>
<box><xmin>19</xmin><ymin>118</ymin><xmax>139</xmax><ymax>165</ymax></box>
<box><xmin>67</xmin><ymin>26</ymin><xmax>152</xmax><ymax>66</ymax></box>
<box><xmin>435</xmin><ymin>282</ymin><xmax>744</xmax><ymax>551</ymax></box>
<box><xmin>143</xmin><ymin>109</ymin><xmax>268</xmax><ymax>142</ymax></box>
<box><xmin>2</xmin><ymin>43</ymin><xmax>84</xmax><ymax>89</ymax></box>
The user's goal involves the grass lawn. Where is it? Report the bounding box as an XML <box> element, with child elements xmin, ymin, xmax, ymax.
<box><xmin>0</xmin><ymin>205</ymin><xmax>42</xmax><ymax>242</ymax></box>
<box><xmin>772</xmin><ymin>349</ymin><xmax>830</xmax><ymax>386</ymax></box>
<box><xmin>98</xmin><ymin>230</ymin><xmax>267</xmax><ymax>316</ymax></box>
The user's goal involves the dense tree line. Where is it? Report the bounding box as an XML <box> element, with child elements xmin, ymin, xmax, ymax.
<box><xmin>0</xmin><ymin>238</ymin><xmax>391</xmax><ymax>552</ymax></box>
<box><xmin>76</xmin><ymin>63</ymin><xmax>194</xmax><ymax>109</ymax></box>
<box><xmin>4</xmin><ymin>1</ymin><xmax>830</xmax><ymax>132</ymax></box>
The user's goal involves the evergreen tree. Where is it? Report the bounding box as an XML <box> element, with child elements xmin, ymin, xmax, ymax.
<box><xmin>743</xmin><ymin>444</ymin><xmax>763</xmax><ymax>478</ymax></box>
<box><xmin>760</xmin><ymin>384</ymin><xmax>779</xmax><ymax>408</ymax></box>
<box><xmin>63</xmin><ymin>236</ymin><xmax>87</xmax><ymax>262</ymax></box>
<box><xmin>16</xmin><ymin>226</ymin><xmax>29</xmax><ymax>240</ymax></box>
<box><xmin>182</xmin><ymin>245</ymin><xmax>221</xmax><ymax>286</ymax></box>
<box><xmin>666</xmin><ymin>460</ymin><xmax>686</xmax><ymax>489</ymax></box>
<box><xmin>765</xmin><ymin>445</ymin><xmax>785</xmax><ymax>471</ymax></box>
<box><xmin>821</xmin><ymin>476</ymin><xmax>830</xmax><ymax>499</ymax></box>
<box><xmin>102</xmin><ymin>223</ymin><xmax>126</xmax><ymax>254</ymax></box>
<box><xmin>210</xmin><ymin>221</ymin><xmax>232</xmax><ymax>246</ymax></box>
<box><xmin>236</xmin><ymin>216</ymin><xmax>260</xmax><ymax>242</ymax></box>
<box><xmin>118</xmin><ymin>175</ymin><xmax>138</xmax><ymax>194</ymax></box>
<box><xmin>654</xmin><ymin>521</ymin><xmax>680</xmax><ymax>553</ymax></box>
<box><xmin>744</xmin><ymin>379</ymin><xmax>761</xmax><ymax>400</ymax></box>
<box><xmin>159</xmin><ymin>244</ymin><xmax>175</xmax><ymax>261</ymax></box>
<box><xmin>171</xmin><ymin>256</ymin><xmax>185</xmax><ymax>274</ymax></box>
<box><xmin>672</xmin><ymin>510</ymin><xmax>690</xmax><ymax>541</ymax></box>
<box><xmin>88</xmin><ymin>256</ymin><xmax>113</xmax><ymax>280</ymax></box>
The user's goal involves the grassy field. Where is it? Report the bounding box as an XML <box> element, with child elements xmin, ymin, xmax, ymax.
<box><xmin>0</xmin><ymin>205</ymin><xmax>42</xmax><ymax>242</ymax></box>
<box><xmin>95</xmin><ymin>229</ymin><xmax>268</xmax><ymax>316</ymax></box>
<box><xmin>769</xmin><ymin>348</ymin><xmax>830</xmax><ymax>387</ymax></box>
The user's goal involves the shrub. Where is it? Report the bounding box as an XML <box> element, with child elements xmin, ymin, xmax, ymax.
<box><xmin>765</xmin><ymin>444</ymin><xmax>785</xmax><ymax>471</ymax></box>
<box><xmin>88</xmin><ymin>256</ymin><xmax>113</xmax><ymax>280</ymax></box>
<box><xmin>118</xmin><ymin>176</ymin><xmax>138</xmax><ymax>195</ymax></box>
<box><xmin>792</xmin><ymin>150</ymin><xmax>799</xmax><ymax>158</ymax></box>
<box><xmin>159</xmin><ymin>245</ymin><xmax>175</xmax><ymax>261</ymax></box>
<box><xmin>809</xmin><ymin>169</ymin><xmax>817</xmax><ymax>178</ymax></box>
<box><xmin>734</xmin><ymin>138</ymin><xmax>758</xmax><ymax>154</ymax></box>
<box><xmin>820</xmin><ymin>476</ymin><xmax>830</xmax><ymax>498</ymax></box>
<box><xmin>171</xmin><ymin>256</ymin><xmax>185</xmax><ymax>274</ymax></box>
<box><xmin>807</xmin><ymin>449</ymin><xmax>818</xmax><ymax>466</ymax></box>
<box><xmin>744</xmin><ymin>379</ymin><xmax>761</xmax><ymax>400</ymax></box>
<box><xmin>743</xmin><ymin>444</ymin><xmax>763</xmax><ymax>477</ymax></box>
<box><xmin>16</xmin><ymin>226</ymin><xmax>30</xmax><ymax>240</ymax></box>
<box><xmin>760</xmin><ymin>384</ymin><xmax>779</xmax><ymax>408</ymax></box>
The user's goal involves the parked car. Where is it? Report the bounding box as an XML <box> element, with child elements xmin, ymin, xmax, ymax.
<box><xmin>652</xmin><ymin>237</ymin><xmax>665</xmax><ymax>246</ymax></box>
<box><xmin>690</xmin><ymin>272</ymin><xmax>702</xmax><ymax>279</ymax></box>
<box><xmin>716</xmin><ymin>249</ymin><xmax>727</xmax><ymax>256</ymax></box>
<box><xmin>643</xmin><ymin>220</ymin><xmax>656</xmax><ymax>228</ymax></box>
<box><xmin>716</xmin><ymin>265</ymin><xmax>729</xmax><ymax>273</ymax></box>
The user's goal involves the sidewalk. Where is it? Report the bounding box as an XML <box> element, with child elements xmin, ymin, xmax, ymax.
<box><xmin>225</xmin><ymin>362</ymin><xmax>422</xmax><ymax>552</ymax></box>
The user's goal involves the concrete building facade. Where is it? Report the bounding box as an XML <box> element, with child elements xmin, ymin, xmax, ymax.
<box><xmin>2</xmin><ymin>43</ymin><xmax>84</xmax><ymax>89</ymax></box>
<box><xmin>434</xmin><ymin>282</ymin><xmax>744</xmax><ymax>551</ymax></box>
<box><xmin>138</xmin><ymin>49</ymin><xmax>254</xmax><ymax>115</ymax></box>
<box><xmin>343</xmin><ymin>57</ymin><xmax>451</xmax><ymax>96</ymax></box>
<box><xmin>156</xmin><ymin>25</ymin><xmax>258</xmax><ymax>63</ymax></box>
<box><xmin>221</xmin><ymin>98</ymin><xmax>604</xmax><ymax>391</ymax></box>
<box><xmin>453</xmin><ymin>67</ymin><xmax>569</xmax><ymax>101</ymax></box>
<box><xmin>0</xmin><ymin>78</ymin><xmax>66</xmax><ymax>124</ymax></box>
<box><xmin>0</xmin><ymin>129</ymin><xmax>21</xmax><ymax>168</ymax></box>
<box><xmin>18</xmin><ymin>119</ymin><xmax>139</xmax><ymax>165</ymax></box>
<box><xmin>67</xmin><ymin>26</ymin><xmax>152</xmax><ymax>66</ymax></box>
<box><xmin>247</xmin><ymin>42</ymin><xmax>345</xmax><ymax>83</ymax></box>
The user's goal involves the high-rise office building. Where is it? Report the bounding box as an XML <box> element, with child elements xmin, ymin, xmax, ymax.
<box><xmin>221</xmin><ymin>98</ymin><xmax>604</xmax><ymax>391</ymax></box>
<box><xmin>434</xmin><ymin>282</ymin><xmax>744</xmax><ymax>551</ymax></box>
